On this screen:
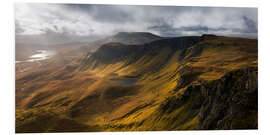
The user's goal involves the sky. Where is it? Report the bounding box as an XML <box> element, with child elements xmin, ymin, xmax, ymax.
<box><xmin>15</xmin><ymin>3</ymin><xmax>258</xmax><ymax>45</ymax></box>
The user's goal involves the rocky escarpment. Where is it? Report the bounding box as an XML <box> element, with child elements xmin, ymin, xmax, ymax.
<box><xmin>156</xmin><ymin>67</ymin><xmax>257</xmax><ymax>130</ymax></box>
<box><xmin>198</xmin><ymin>67</ymin><xmax>258</xmax><ymax>129</ymax></box>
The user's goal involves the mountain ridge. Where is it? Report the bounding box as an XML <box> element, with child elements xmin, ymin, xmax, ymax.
<box><xmin>81</xmin><ymin>36</ymin><xmax>201</xmax><ymax>68</ymax></box>
<box><xmin>84</xmin><ymin>32</ymin><xmax>164</xmax><ymax>52</ymax></box>
<box><xmin>16</xmin><ymin>34</ymin><xmax>258</xmax><ymax>132</ymax></box>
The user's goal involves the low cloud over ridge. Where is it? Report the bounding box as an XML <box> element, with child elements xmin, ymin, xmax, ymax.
<box><xmin>15</xmin><ymin>3</ymin><xmax>258</xmax><ymax>45</ymax></box>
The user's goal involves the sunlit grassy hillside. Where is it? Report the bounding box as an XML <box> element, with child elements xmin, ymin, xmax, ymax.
<box><xmin>16</xmin><ymin>34</ymin><xmax>258</xmax><ymax>132</ymax></box>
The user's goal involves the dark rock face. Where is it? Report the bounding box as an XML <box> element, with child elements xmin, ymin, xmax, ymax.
<box><xmin>198</xmin><ymin>67</ymin><xmax>258</xmax><ymax>129</ymax></box>
<box><xmin>156</xmin><ymin>67</ymin><xmax>257</xmax><ymax>130</ymax></box>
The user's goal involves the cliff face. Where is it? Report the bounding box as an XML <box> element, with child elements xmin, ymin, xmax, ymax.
<box><xmin>145</xmin><ymin>67</ymin><xmax>257</xmax><ymax>130</ymax></box>
<box><xmin>198</xmin><ymin>67</ymin><xmax>258</xmax><ymax>129</ymax></box>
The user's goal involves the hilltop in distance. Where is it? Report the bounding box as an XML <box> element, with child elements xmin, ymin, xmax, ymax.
<box><xmin>15</xmin><ymin>32</ymin><xmax>258</xmax><ymax>132</ymax></box>
<box><xmin>83</xmin><ymin>32</ymin><xmax>164</xmax><ymax>52</ymax></box>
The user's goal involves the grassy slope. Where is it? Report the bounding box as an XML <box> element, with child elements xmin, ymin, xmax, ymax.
<box><xmin>15</xmin><ymin>36</ymin><xmax>258</xmax><ymax>132</ymax></box>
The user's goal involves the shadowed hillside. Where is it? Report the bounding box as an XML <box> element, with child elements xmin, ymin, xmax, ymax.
<box><xmin>108</xmin><ymin>32</ymin><xmax>162</xmax><ymax>44</ymax></box>
<box><xmin>15</xmin><ymin>34</ymin><xmax>258</xmax><ymax>132</ymax></box>
<box><xmin>83</xmin><ymin>32</ymin><xmax>164</xmax><ymax>52</ymax></box>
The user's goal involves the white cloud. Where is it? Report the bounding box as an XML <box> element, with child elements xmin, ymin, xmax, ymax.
<box><xmin>14</xmin><ymin>3</ymin><xmax>258</xmax><ymax>39</ymax></box>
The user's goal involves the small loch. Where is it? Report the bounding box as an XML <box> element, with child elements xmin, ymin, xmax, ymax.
<box><xmin>109</xmin><ymin>73</ymin><xmax>137</xmax><ymax>86</ymax></box>
<box><xmin>16</xmin><ymin>50</ymin><xmax>56</xmax><ymax>63</ymax></box>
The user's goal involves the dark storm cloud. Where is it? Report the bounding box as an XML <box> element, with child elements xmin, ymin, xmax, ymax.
<box><xmin>61</xmin><ymin>4</ymin><xmax>134</xmax><ymax>23</ymax></box>
<box><xmin>242</xmin><ymin>16</ymin><xmax>258</xmax><ymax>33</ymax></box>
<box><xmin>15</xmin><ymin>3</ymin><xmax>258</xmax><ymax>40</ymax></box>
<box><xmin>90</xmin><ymin>5</ymin><xmax>135</xmax><ymax>23</ymax></box>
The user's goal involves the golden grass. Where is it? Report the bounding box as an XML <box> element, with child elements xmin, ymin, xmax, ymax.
<box><xmin>16</xmin><ymin>36</ymin><xmax>258</xmax><ymax>132</ymax></box>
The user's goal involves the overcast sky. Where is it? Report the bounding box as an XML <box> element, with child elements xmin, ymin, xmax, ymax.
<box><xmin>15</xmin><ymin>3</ymin><xmax>258</xmax><ymax>44</ymax></box>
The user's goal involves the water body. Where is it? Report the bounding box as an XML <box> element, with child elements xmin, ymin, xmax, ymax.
<box><xmin>110</xmin><ymin>77</ymin><xmax>137</xmax><ymax>86</ymax></box>
<box><xmin>16</xmin><ymin>50</ymin><xmax>56</xmax><ymax>63</ymax></box>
